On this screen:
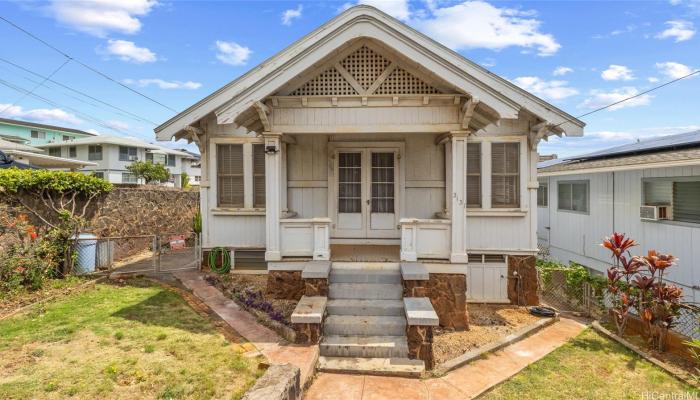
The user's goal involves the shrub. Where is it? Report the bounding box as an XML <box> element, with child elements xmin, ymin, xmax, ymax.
<box><xmin>536</xmin><ymin>259</ymin><xmax>607</xmax><ymax>309</ymax></box>
<box><xmin>180</xmin><ymin>172</ymin><xmax>190</xmax><ymax>189</ymax></box>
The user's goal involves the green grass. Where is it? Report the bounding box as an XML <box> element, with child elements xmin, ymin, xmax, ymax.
<box><xmin>0</xmin><ymin>279</ymin><xmax>262</xmax><ymax>399</ymax></box>
<box><xmin>482</xmin><ymin>329</ymin><xmax>698</xmax><ymax>400</ymax></box>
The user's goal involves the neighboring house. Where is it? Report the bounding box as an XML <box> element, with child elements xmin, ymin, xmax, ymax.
<box><xmin>35</xmin><ymin>136</ymin><xmax>198</xmax><ymax>186</ymax></box>
<box><xmin>0</xmin><ymin>117</ymin><xmax>95</xmax><ymax>145</ymax></box>
<box><xmin>0</xmin><ymin>137</ymin><xmax>96</xmax><ymax>170</ymax></box>
<box><xmin>177</xmin><ymin>149</ymin><xmax>202</xmax><ymax>186</ymax></box>
<box><xmin>538</xmin><ymin>130</ymin><xmax>700</xmax><ymax>302</ymax></box>
<box><xmin>154</xmin><ymin>6</ymin><xmax>585</xmax><ymax>373</ymax></box>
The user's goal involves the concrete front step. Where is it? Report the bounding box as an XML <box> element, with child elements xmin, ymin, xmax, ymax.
<box><xmin>330</xmin><ymin>269</ymin><xmax>401</xmax><ymax>284</ymax></box>
<box><xmin>326</xmin><ymin>299</ymin><xmax>404</xmax><ymax>316</ymax></box>
<box><xmin>317</xmin><ymin>356</ymin><xmax>424</xmax><ymax>378</ymax></box>
<box><xmin>324</xmin><ymin>315</ymin><xmax>406</xmax><ymax>336</ymax></box>
<box><xmin>329</xmin><ymin>283</ymin><xmax>403</xmax><ymax>300</ymax></box>
<box><xmin>321</xmin><ymin>335</ymin><xmax>409</xmax><ymax>358</ymax></box>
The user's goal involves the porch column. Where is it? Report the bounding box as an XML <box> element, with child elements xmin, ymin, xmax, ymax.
<box><xmin>264</xmin><ymin>132</ymin><xmax>282</xmax><ymax>261</ymax></box>
<box><xmin>450</xmin><ymin>131</ymin><xmax>469</xmax><ymax>263</ymax></box>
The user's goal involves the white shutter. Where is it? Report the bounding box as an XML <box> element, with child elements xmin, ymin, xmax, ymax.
<box><xmin>252</xmin><ymin>144</ymin><xmax>266</xmax><ymax>208</ymax></box>
<box><xmin>467</xmin><ymin>143</ymin><xmax>481</xmax><ymax>208</ymax></box>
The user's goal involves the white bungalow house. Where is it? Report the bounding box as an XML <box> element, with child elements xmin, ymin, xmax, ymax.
<box><xmin>155</xmin><ymin>6</ymin><xmax>584</xmax><ymax>373</ymax></box>
<box><xmin>538</xmin><ymin>130</ymin><xmax>700</xmax><ymax>303</ymax></box>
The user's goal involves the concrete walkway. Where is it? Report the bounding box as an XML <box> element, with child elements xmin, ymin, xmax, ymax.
<box><xmin>173</xmin><ymin>270</ymin><xmax>318</xmax><ymax>386</ymax></box>
<box><xmin>305</xmin><ymin>317</ymin><xmax>586</xmax><ymax>400</ymax></box>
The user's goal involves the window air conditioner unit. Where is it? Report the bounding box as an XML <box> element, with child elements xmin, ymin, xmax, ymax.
<box><xmin>640</xmin><ymin>205</ymin><xmax>672</xmax><ymax>221</ymax></box>
<box><xmin>128</xmin><ymin>155</ymin><xmax>138</xmax><ymax>161</ymax></box>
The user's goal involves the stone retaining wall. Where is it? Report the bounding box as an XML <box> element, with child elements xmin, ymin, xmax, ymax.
<box><xmin>242</xmin><ymin>363</ymin><xmax>301</xmax><ymax>400</ymax></box>
<box><xmin>507</xmin><ymin>255</ymin><xmax>539</xmax><ymax>306</ymax></box>
<box><xmin>406</xmin><ymin>325</ymin><xmax>435</xmax><ymax>370</ymax></box>
<box><xmin>403</xmin><ymin>273</ymin><xmax>469</xmax><ymax>330</ymax></box>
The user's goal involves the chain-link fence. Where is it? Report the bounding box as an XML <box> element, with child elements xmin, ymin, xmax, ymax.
<box><xmin>538</xmin><ymin>266</ymin><xmax>700</xmax><ymax>340</ymax></box>
<box><xmin>74</xmin><ymin>232</ymin><xmax>201</xmax><ymax>275</ymax></box>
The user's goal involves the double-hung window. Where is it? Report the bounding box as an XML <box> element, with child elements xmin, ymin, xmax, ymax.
<box><xmin>558</xmin><ymin>181</ymin><xmax>589</xmax><ymax>213</ymax></box>
<box><xmin>119</xmin><ymin>146</ymin><xmax>138</xmax><ymax>161</ymax></box>
<box><xmin>88</xmin><ymin>145</ymin><xmax>102</xmax><ymax>161</ymax></box>
<box><xmin>217</xmin><ymin>142</ymin><xmax>266</xmax><ymax>209</ymax></box>
<box><xmin>466</xmin><ymin>142</ymin><xmax>481</xmax><ymax>208</ymax></box>
<box><xmin>491</xmin><ymin>142</ymin><xmax>520</xmax><ymax>208</ymax></box>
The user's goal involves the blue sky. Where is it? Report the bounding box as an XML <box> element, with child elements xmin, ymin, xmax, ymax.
<box><xmin>0</xmin><ymin>0</ymin><xmax>698</xmax><ymax>157</ymax></box>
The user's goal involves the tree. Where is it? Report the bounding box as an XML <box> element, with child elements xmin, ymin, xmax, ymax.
<box><xmin>181</xmin><ymin>172</ymin><xmax>190</xmax><ymax>189</ymax></box>
<box><xmin>127</xmin><ymin>161</ymin><xmax>170</xmax><ymax>184</ymax></box>
<box><xmin>0</xmin><ymin>169</ymin><xmax>112</xmax><ymax>275</ymax></box>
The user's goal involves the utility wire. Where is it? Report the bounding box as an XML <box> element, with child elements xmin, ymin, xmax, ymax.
<box><xmin>0</xmin><ymin>58</ymin><xmax>71</xmax><ymax>115</ymax></box>
<box><xmin>0</xmin><ymin>15</ymin><xmax>178</xmax><ymax>113</ymax></box>
<box><xmin>0</xmin><ymin>57</ymin><xmax>159</xmax><ymax>125</ymax></box>
<box><xmin>554</xmin><ymin>68</ymin><xmax>700</xmax><ymax>129</ymax></box>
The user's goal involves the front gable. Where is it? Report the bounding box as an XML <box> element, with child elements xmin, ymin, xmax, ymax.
<box><xmin>156</xmin><ymin>5</ymin><xmax>584</xmax><ymax>144</ymax></box>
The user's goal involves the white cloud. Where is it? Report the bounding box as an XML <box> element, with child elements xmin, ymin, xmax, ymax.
<box><xmin>215</xmin><ymin>40</ymin><xmax>251</xmax><ymax>66</ymax></box>
<box><xmin>358</xmin><ymin>0</ymin><xmax>411</xmax><ymax>21</ymax></box>
<box><xmin>104</xmin><ymin>39</ymin><xmax>156</xmax><ymax>63</ymax></box>
<box><xmin>414</xmin><ymin>1</ymin><xmax>560</xmax><ymax>56</ymax></box>
<box><xmin>105</xmin><ymin>120</ymin><xmax>129</xmax><ymax>131</ymax></box>
<box><xmin>123</xmin><ymin>78</ymin><xmax>202</xmax><ymax>90</ymax></box>
<box><xmin>601</xmin><ymin>64</ymin><xmax>635</xmax><ymax>81</ymax></box>
<box><xmin>588</xmin><ymin>125</ymin><xmax>700</xmax><ymax>141</ymax></box>
<box><xmin>655</xmin><ymin>61</ymin><xmax>696</xmax><ymax>79</ymax></box>
<box><xmin>579</xmin><ymin>87</ymin><xmax>652</xmax><ymax>111</ymax></box>
<box><xmin>647</xmin><ymin>76</ymin><xmax>660</xmax><ymax>83</ymax></box>
<box><xmin>282</xmin><ymin>4</ymin><xmax>303</xmax><ymax>25</ymax></box>
<box><xmin>0</xmin><ymin>104</ymin><xmax>82</xmax><ymax>125</ymax></box>
<box><xmin>512</xmin><ymin>76</ymin><xmax>579</xmax><ymax>100</ymax></box>
<box><xmin>48</xmin><ymin>0</ymin><xmax>158</xmax><ymax>37</ymax></box>
<box><xmin>552</xmin><ymin>66</ymin><xmax>573</xmax><ymax>76</ymax></box>
<box><xmin>656</xmin><ymin>20</ymin><xmax>695</xmax><ymax>42</ymax></box>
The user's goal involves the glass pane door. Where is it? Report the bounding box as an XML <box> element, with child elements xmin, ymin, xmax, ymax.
<box><xmin>338</xmin><ymin>152</ymin><xmax>362</xmax><ymax>213</ymax></box>
<box><xmin>371</xmin><ymin>152</ymin><xmax>395</xmax><ymax>213</ymax></box>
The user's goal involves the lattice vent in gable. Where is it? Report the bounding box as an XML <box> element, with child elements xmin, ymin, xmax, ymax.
<box><xmin>374</xmin><ymin>67</ymin><xmax>442</xmax><ymax>95</ymax></box>
<box><xmin>340</xmin><ymin>45</ymin><xmax>391</xmax><ymax>90</ymax></box>
<box><xmin>290</xmin><ymin>67</ymin><xmax>358</xmax><ymax>96</ymax></box>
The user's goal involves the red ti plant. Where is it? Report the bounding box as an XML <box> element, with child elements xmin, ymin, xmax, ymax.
<box><xmin>603</xmin><ymin>233</ymin><xmax>684</xmax><ymax>352</ymax></box>
<box><xmin>602</xmin><ymin>233</ymin><xmax>639</xmax><ymax>336</ymax></box>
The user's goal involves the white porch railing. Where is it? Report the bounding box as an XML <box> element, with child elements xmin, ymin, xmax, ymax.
<box><xmin>280</xmin><ymin>217</ymin><xmax>331</xmax><ymax>260</ymax></box>
<box><xmin>400</xmin><ymin>218</ymin><xmax>451</xmax><ymax>261</ymax></box>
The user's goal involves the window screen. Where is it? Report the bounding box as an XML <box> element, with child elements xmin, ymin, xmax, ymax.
<box><xmin>467</xmin><ymin>142</ymin><xmax>481</xmax><ymax>208</ymax></box>
<box><xmin>338</xmin><ymin>152</ymin><xmax>362</xmax><ymax>213</ymax></box>
<box><xmin>491</xmin><ymin>142</ymin><xmax>520</xmax><ymax>208</ymax></box>
<box><xmin>217</xmin><ymin>144</ymin><xmax>244</xmax><ymax>207</ymax></box>
<box><xmin>253</xmin><ymin>144</ymin><xmax>266</xmax><ymax>208</ymax></box>
<box><xmin>537</xmin><ymin>183</ymin><xmax>548</xmax><ymax>207</ymax></box>
<box><xmin>673</xmin><ymin>181</ymin><xmax>700</xmax><ymax>224</ymax></box>
<box><xmin>558</xmin><ymin>181</ymin><xmax>589</xmax><ymax>212</ymax></box>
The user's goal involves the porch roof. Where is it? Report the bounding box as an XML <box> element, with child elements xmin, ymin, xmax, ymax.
<box><xmin>155</xmin><ymin>6</ymin><xmax>584</xmax><ymax>144</ymax></box>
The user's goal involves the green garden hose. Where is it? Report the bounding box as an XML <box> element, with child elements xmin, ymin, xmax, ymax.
<box><xmin>208</xmin><ymin>247</ymin><xmax>231</xmax><ymax>274</ymax></box>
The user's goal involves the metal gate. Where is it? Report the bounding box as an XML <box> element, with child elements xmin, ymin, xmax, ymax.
<box><xmin>74</xmin><ymin>232</ymin><xmax>201</xmax><ymax>275</ymax></box>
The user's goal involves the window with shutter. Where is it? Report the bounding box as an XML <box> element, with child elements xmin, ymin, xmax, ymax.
<box><xmin>217</xmin><ymin>144</ymin><xmax>244</xmax><ymax>207</ymax></box>
<box><xmin>466</xmin><ymin>142</ymin><xmax>481</xmax><ymax>208</ymax></box>
<box><xmin>673</xmin><ymin>181</ymin><xmax>700</xmax><ymax>224</ymax></box>
<box><xmin>491</xmin><ymin>142</ymin><xmax>520</xmax><ymax>208</ymax></box>
<box><xmin>253</xmin><ymin>144</ymin><xmax>266</xmax><ymax>208</ymax></box>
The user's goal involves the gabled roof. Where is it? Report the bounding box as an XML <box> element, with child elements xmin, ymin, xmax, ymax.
<box><xmin>538</xmin><ymin>130</ymin><xmax>700</xmax><ymax>175</ymax></box>
<box><xmin>0</xmin><ymin>117</ymin><xmax>96</xmax><ymax>136</ymax></box>
<box><xmin>155</xmin><ymin>5</ymin><xmax>584</xmax><ymax>141</ymax></box>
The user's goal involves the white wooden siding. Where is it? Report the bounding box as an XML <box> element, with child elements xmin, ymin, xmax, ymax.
<box><xmin>540</xmin><ymin>165</ymin><xmax>700</xmax><ymax>301</ymax></box>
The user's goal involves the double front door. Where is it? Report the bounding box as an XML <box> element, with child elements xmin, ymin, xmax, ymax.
<box><xmin>332</xmin><ymin>148</ymin><xmax>399</xmax><ymax>239</ymax></box>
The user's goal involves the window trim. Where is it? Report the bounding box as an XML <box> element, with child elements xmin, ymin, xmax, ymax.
<box><xmin>88</xmin><ymin>145</ymin><xmax>103</xmax><ymax>161</ymax></box>
<box><xmin>211</xmin><ymin>138</ymin><xmax>266</xmax><ymax>212</ymax></box>
<box><xmin>119</xmin><ymin>146</ymin><xmax>138</xmax><ymax>161</ymax></box>
<box><xmin>490</xmin><ymin>141</ymin><xmax>521</xmax><ymax>209</ymax></box>
<box><xmin>642</xmin><ymin>176</ymin><xmax>700</xmax><ymax>226</ymax></box>
<box><xmin>557</xmin><ymin>180</ymin><xmax>590</xmax><ymax>214</ymax></box>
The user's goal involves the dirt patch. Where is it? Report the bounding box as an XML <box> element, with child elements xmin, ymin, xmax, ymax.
<box><xmin>433</xmin><ymin>304</ymin><xmax>543</xmax><ymax>364</ymax></box>
<box><xmin>205</xmin><ymin>273</ymin><xmax>297</xmax><ymax>327</ymax></box>
<box><xmin>0</xmin><ymin>278</ymin><xmax>95</xmax><ymax>319</ymax></box>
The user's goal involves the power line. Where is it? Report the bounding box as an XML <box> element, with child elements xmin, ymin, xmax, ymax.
<box><xmin>0</xmin><ymin>15</ymin><xmax>178</xmax><ymax>113</ymax></box>
<box><xmin>0</xmin><ymin>58</ymin><xmax>71</xmax><ymax>115</ymax></box>
<box><xmin>0</xmin><ymin>57</ymin><xmax>159</xmax><ymax>126</ymax></box>
<box><xmin>554</xmin><ymin>68</ymin><xmax>700</xmax><ymax>129</ymax></box>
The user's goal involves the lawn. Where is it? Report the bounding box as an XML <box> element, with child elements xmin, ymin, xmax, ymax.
<box><xmin>0</xmin><ymin>279</ymin><xmax>262</xmax><ymax>400</ymax></box>
<box><xmin>482</xmin><ymin>329</ymin><xmax>698</xmax><ymax>399</ymax></box>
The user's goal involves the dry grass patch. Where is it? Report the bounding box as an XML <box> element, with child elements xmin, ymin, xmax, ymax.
<box><xmin>434</xmin><ymin>304</ymin><xmax>542</xmax><ymax>364</ymax></box>
<box><xmin>0</xmin><ymin>279</ymin><xmax>262</xmax><ymax>399</ymax></box>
